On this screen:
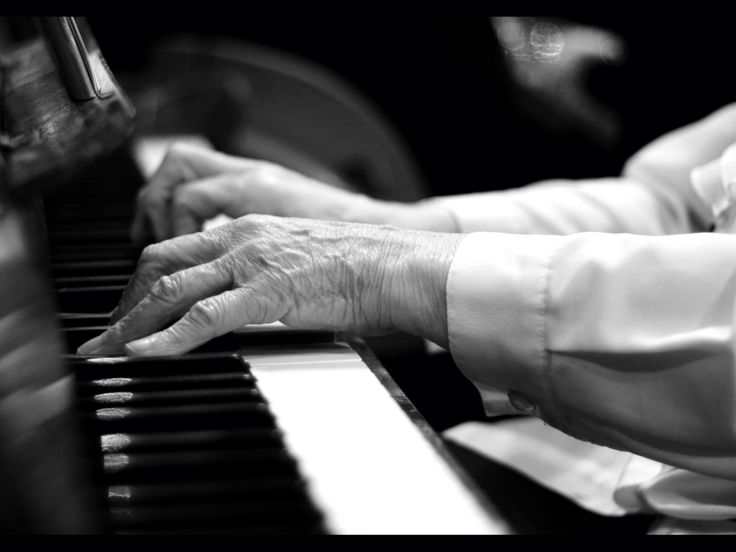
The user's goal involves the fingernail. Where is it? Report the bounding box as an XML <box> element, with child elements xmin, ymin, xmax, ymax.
<box><xmin>124</xmin><ymin>338</ymin><xmax>153</xmax><ymax>357</ymax></box>
<box><xmin>77</xmin><ymin>334</ymin><xmax>105</xmax><ymax>356</ymax></box>
<box><xmin>109</xmin><ymin>307</ymin><xmax>120</xmax><ymax>324</ymax></box>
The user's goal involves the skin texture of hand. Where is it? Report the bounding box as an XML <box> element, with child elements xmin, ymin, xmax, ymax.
<box><xmin>131</xmin><ymin>142</ymin><xmax>456</xmax><ymax>244</ymax></box>
<box><xmin>79</xmin><ymin>214</ymin><xmax>463</xmax><ymax>357</ymax></box>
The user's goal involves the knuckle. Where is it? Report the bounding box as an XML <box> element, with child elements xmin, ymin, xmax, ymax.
<box><xmin>139</xmin><ymin>243</ymin><xmax>163</xmax><ymax>264</ymax></box>
<box><xmin>211</xmin><ymin>255</ymin><xmax>235</xmax><ymax>279</ymax></box>
<box><xmin>231</xmin><ymin>214</ymin><xmax>255</xmax><ymax>233</ymax></box>
<box><xmin>108</xmin><ymin>316</ymin><xmax>135</xmax><ymax>342</ymax></box>
<box><xmin>149</xmin><ymin>274</ymin><xmax>181</xmax><ymax>304</ymax></box>
<box><xmin>188</xmin><ymin>299</ymin><xmax>221</xmax><ymax>330</ymax></box>
<box><xmin>239</xmin><ymin>212</ymin><xmax>271</xmax><ymax>228</ymax></box>
<box><xmin>245</xmin><ymin>212</ymin><xmax>265</xmax><ymax>224</ymax></box>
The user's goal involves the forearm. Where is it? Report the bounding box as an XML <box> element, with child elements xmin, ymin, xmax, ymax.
<box><xmin>338</xmin><ymin>193</ymin><xmax>459</xmax><ymax>232</ymax></box>
<box><xmin>424</xmin><ymin>177</ymin><xmax>707</xmax><ymax>236</ymax></box>
<box><xmin>423</xmin><ymin>104</ymin><xmax>736</xmax><ymax>237</ymax></box>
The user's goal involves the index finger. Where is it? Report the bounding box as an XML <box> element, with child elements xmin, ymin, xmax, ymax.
<box><xmin>77</xmin><ymin>259</ymin><xmax>232</xmax><ymax>356</ymax></box>
<box><xmin>110</xmin><ymin>230</ymin><xmax>225</xmax><ymax>324</ymax></box>
<box><xmin>125</xmin><ymin>286</ymin><xmax>284</xmax><ymax>357</ymax></box>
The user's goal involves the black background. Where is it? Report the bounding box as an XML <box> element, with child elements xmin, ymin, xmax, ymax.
<box><xmin>88</xmin><ymin>14</ymin><xmax>736</xmax><ymax>198</ymax></box>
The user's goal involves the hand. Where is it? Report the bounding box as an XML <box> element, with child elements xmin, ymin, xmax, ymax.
<box><xmin>79</xmin><ymin>214</ymin><xmax>462</xmax><ymax>357</ymax></box>
<box><xmin>131</xmin><ymin>142</ymin><xmax>457</xmax><ymax>244</ymax></box>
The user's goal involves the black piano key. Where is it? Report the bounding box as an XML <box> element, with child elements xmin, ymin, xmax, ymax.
<box><xmin>55</xmin><ymin>285</ymin><xmax>126</xmax><ymax>313</ymax></box>
<box><xmin>82</xmin><ymin>386</ymin><xmax>264</xmax><ymax>408</ymax></box>
<box><xmin>90</xmin><ymin>402</ymin><xmax>275</xmax><ymax>433</ymax></box>
<box><xmin>114</xmin><ymin>523</ymin><xmax>326</xmax><ymax>535</ymax></box>
<box><xmin>45</xmin><ymin>218</ymin><xmax>133</xmax><ymax>232</ymax></box>
<box><xmin>106</xmin><ymin>478</ymin><xmax>310</xmax><ymax>505</ymax></box>
<box><xmin>99</xmin><ymin>428</ymin><xmax>285</xmax><ymax>454</ymax></box>
<box><xmin>76</xmin><ymin>372</ymin><xmax>257</xmax><ymax>394</ymax></box>
<box><xmin>71</xmin><ymin>354</ymin><xmax>252</xmax><ymax>380</ymax></box>
<box><xmin>55</xmin><ymin>275</ymin><xmax>131</xmax><ymax>288</ymax></box>
<box><xmin>101</xmin><ymin>448</ymin><xmax>296</xmax><ymax>481</ymax></box>
<box><xmin>62</xmin><ymin>326</ymin><xmax>111</xmax><ymax>351</ymax></box>
<box><xmin>48</xmin><ymin>230</ymin><xmax>134</xmax><ymax>248</ymax></box>
<box><xmin>108</xmin><ymin>497</ymin><xmax>324</xmax><ymax>532</ymax></box>
<box><xmin>48</xmin><ymin>222</ymin><xmax>131</xmax><ymax>234</ymax></box>
<box><xmin>60</xmin><ymin>313</ymin><xmax>113</xmax><ymax>328</ymax></box>
<box><xmin>45</xmin><ymin>202</ymin><xmax>135</xmax><ymax>222</ymax></box>
<box><xmin>51</xmin><ymin>247</ymin><xmax>140</xmax><ymax>263</ymax></box>
<box><xmin>51</xmin><ymin>259</ymin><xmax>137</xmax><ymax>278</ymax></box>
<box><xmin>49</xmin><ymin>241</ymin><xmax>139</xmax><ymax>253</ymax></box>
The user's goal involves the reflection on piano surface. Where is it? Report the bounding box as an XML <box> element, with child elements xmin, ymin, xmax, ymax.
<box><xmin>0</xmin><ymin>17</ymin><xmax>507</xmax><ymax>534</ymax></box>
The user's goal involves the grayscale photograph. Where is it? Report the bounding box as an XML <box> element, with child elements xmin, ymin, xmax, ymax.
<box><xmin>0</xmin><ymin>15</ymin><xmax>734</xmax><ymax>536</ymax></box>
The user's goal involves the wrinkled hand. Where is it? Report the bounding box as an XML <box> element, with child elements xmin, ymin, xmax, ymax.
<box><xmin>80</xmin><ymin>214</ymin><xmax>462</xmax><ymax>357</ymax></box>
<box><xmin>131</xmin><ymin>142</ymin><xmax>456</xmax><ymax>244</ymax></box>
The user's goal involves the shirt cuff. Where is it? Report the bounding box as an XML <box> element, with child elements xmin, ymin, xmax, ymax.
<box><xmin>692</xmin><ymin>144</ymin><xmax>736</xmax><ymax>233</ymax></box>
<box><xmin>446</xmin><ymin>232</ymin><xmax>566</xmax><ymax>425</ymax></box>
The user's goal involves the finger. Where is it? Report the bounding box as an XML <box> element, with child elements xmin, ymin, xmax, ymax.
<box><xmin>110</xmin><ymin>232</ymin><xmax>225</xmax><ymax>324</ymax></box>
<box><xmin>130</xmin><ymin>144</ymin><xmax>221</xmax><ymax>244</ymax></box>
<box><xmin>77</xmin><ymin>259</ymin><xmax>233</xmax><ymax>356</ymax></box>
<box><xmin>129</xmin><ymin>184</ymin><xmax>175</xmax><ymax>244</ymax></box>
<box><xmin>145</xmin><ymin>193</ymin><xmax>173</xmax><ymax>243</ymax></box>
<box><xmin>124</xmin><ymin>286</ymin><xmax>286</xmax><ymax>357</ymax></box>
<box><xmin>130</xmin><ymin>197</ymin><xmax>151</xmax><ymax>245</ymax></box>
<box><xmin>155</xmin><ymin>142</ymin><xmax>262</xmax><ymax>178</ymax></box>
<box><xmin>144</xmin><ymin>142</ymin><xmax>262</xmax><ymax>206</ymax></box>
<box><xmin>133</xmin><ymin>145</ymin><xmax>268</xmax><ymax>243</ymax></box>
<box><xmin>170</xmin><ymin>175</ymin><xmax>238</xmax><ymax>237</ymax></box>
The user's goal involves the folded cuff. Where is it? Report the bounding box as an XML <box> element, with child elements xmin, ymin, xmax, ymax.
<box><xmin>446</xmin><ymin>232</ymin><xmax>566</xmax><ymax>424</ymax></box>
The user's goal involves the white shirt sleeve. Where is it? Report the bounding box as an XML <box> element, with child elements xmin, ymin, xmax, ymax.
<box><xmin>444</xmin><ymin>104</ymin><xmax>736</xmax><ymax>481</ymax></box>
<box><xmin>448</xmin><ymin>231</ymin><xmax>736</xmax><ymax>480</ymax></box>
<box><xmin>429</xmin><ymin>102</ymin><xmax>736</xmax><ymax>236</ymax></box>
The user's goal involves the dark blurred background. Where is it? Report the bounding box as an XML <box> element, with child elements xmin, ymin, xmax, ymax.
<box><xmin>86</xmin><ymin>14</ymin><xmax>736</xmax><ymax>199</ymax></box>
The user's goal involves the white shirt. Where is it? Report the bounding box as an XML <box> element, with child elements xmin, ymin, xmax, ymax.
<box><xmin>430</xmin><ymin>102</ymin><xmax>736</xmax><ymax>532</ymax></box>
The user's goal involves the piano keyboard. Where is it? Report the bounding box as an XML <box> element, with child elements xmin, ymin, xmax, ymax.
<box><xmin>69</xmin><ymin>353</ymin><xmax>327</xmax><ymax>534</ymax></box>
<box><xmin>41</xmin><ymin>144</ymin><xmax>506</xmax><ymax>534</ymax></box>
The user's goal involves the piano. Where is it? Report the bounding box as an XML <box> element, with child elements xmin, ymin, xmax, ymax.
<box><xmin>0</xmin><ymin>17</ymin><xmax>508</xmax><ymax>534</ymax></box>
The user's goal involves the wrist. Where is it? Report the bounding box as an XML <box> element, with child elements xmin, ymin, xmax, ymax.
<box><xmin>380</xmin><ymin>229</ymin><xmax>464</xmax><ymax>348</ymax></box>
